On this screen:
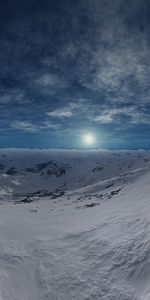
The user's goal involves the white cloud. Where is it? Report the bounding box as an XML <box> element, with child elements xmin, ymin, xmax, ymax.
<box><xmin>91</xmin><ymin>105</ymin><xmax>150</xmax><ymax>126</ymax></box>
<box><xmin>46</xmin><ymin>109</ymin><xmax>73</xmax><ymax>118</ymax></box>
<box><xmin>43</xmin><ymin>120</ymin><xmax>61</xmax><ymax>129</ymax></box>
<box><xmin>129</xmin><ymin>111</ymin><xmax>150</xmax><ymax>126</ymax></box>
<box><xmin>91</xmin><ymin>107</ymin><xmax>131</xmax><ymax>123</ymax></box>
<box><xmin>46</xmin><ymin>100</ymin><xmax>87</xmax><ymax>119</ymax></box>
<box><xmin>46</xmin><ymin>102</ymin><xmax>76</xmax><ymax>119</ymax></box>
<box><xmin>36</xmin><ymin>73</ymin><xmax>58</xmax><ymax>87</ymax></box>
<box><xmin>12</xmin><ymin>121</ymin><xmax>38</xmax><ymax>133</ymax></box>
<box><xmin>93</xmin><ymin>114</ymin><xmax>114</xmax><ymax>123</ymax></box>
<box><xmin>11</xmin><ymin>120</ymin><xmax>61</xmax><ymax>133</ymax></box>
<box><xmin>35</xmin><ymin>73</ymin><xmax>66</xmax><ymax>90</ymax></box>
<box><xmin>0</xmin><ymin>89</ymin><xmax>29</xmax><ymax>105</ymax></box>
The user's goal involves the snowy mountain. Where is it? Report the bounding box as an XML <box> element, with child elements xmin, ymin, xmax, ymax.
<box><xmin>0</xmin><ymin>148</ymin><xmax>150</xmax><ymax>203</ymax></box>
<box><xmin>0</xmin><ymin>149</ymin><xmax>150</xmax><ymax>299</ymax></box>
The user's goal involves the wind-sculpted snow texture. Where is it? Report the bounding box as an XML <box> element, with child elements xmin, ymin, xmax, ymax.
<box><xmin>0</xmin><ymin>149</ymin><xmax>150</xmax><ymax>299</ymax></box>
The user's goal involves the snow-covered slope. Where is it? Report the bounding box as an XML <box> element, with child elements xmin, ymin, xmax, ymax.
<box><xmin>0</xmin><ymin>148</ymin><xmax>150</xmax><ymax>203</ymax></box>
<box><xmin>0</xmin><ymin>149</ymin><xmax>150</xmax><ymax>299</ymax></box>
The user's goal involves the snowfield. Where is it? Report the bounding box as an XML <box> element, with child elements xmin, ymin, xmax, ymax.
<box><xmin>1</xmin><ymin>149</ymin><xmax>150</xmax><ymax>299</ymax></box>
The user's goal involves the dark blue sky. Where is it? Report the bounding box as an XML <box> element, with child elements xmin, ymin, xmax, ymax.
<box><xmin>1</xmin><ymin>0</ymin><xmax>150</xmax><ymax>149</ymax></box>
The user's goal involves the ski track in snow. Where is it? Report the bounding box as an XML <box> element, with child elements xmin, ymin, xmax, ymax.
<box><xmin>0</xmin><ymin>150</ymin><xmax>150</xmax><ymax>299</ymax></box>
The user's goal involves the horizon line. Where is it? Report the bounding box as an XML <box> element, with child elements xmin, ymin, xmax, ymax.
<box><xmin>0</xmin><ymin>147</ymin><xmax>149</xmax><ymax>151</ymax></box>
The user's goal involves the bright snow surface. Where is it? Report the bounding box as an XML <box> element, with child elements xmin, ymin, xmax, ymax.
<box><xmin>0</xmin><ymin>149</ymin><xmax>150</xmax><ymax>299</ymax></box>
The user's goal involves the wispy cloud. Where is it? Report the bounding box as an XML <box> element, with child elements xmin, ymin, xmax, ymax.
<box><xmin>46</xmin><ymin>109</ymin><xmax>73</xmax><ymax>118</ymax></box>
<box><xmin>46</xmin><ymin>102</ymin><xmax>77</xmax><ymax>119</ymax></box>
<box><xmin>35</xmin><ymin>73</ymin><xmax>67</xmax><ymax>93</ymax></box>
<box><xmin>11</xmin><ymin>120</ymin><xmax>61</xmax><ymax>133</ymax></box>
<box><xmin>0</xmin><ymin>89</ymin><xmax>30</xmax><ymax>105</ymax></box>
<box><xmin>91</xmin><ymin>106</ymin><xmax>150</xmax><ymax>126</ymax></box>
<box><xmin>12</xmin><ymin>121</ymin><xmax>38</xmax><ymax>133</ymax></box>
<box><xmin>46</xmin><ymin>100</ymin><xmax>88</xmax><ymax>119</ymax></box>
<box><xmin>43</xmin><ymin>120</ymin><xmax>61</xmax><ymax>129</ymax></box>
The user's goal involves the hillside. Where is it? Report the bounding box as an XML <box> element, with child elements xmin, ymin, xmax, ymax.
<box><xmin>0</xmin><ymin>149</ymin><xmax>150</xmax><ymax>299</ymax></box>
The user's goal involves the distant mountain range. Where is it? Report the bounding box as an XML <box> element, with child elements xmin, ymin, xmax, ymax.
<box><xmin>0</xmin><ymin>149</ymin><xmax>150</xmax><ymax>204</ymax></box>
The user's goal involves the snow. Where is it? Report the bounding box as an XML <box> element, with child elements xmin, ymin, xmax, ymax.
<box><xmin>0</xmin><ymin>149</ymin><xmax>150</xmax><ymax>299</ymax></box>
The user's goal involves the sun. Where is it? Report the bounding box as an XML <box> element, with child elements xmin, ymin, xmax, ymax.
<box><xmin>83</xmin><ymin>133</ymin><xmax>95</xmax><ymax>146</ymax></box>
